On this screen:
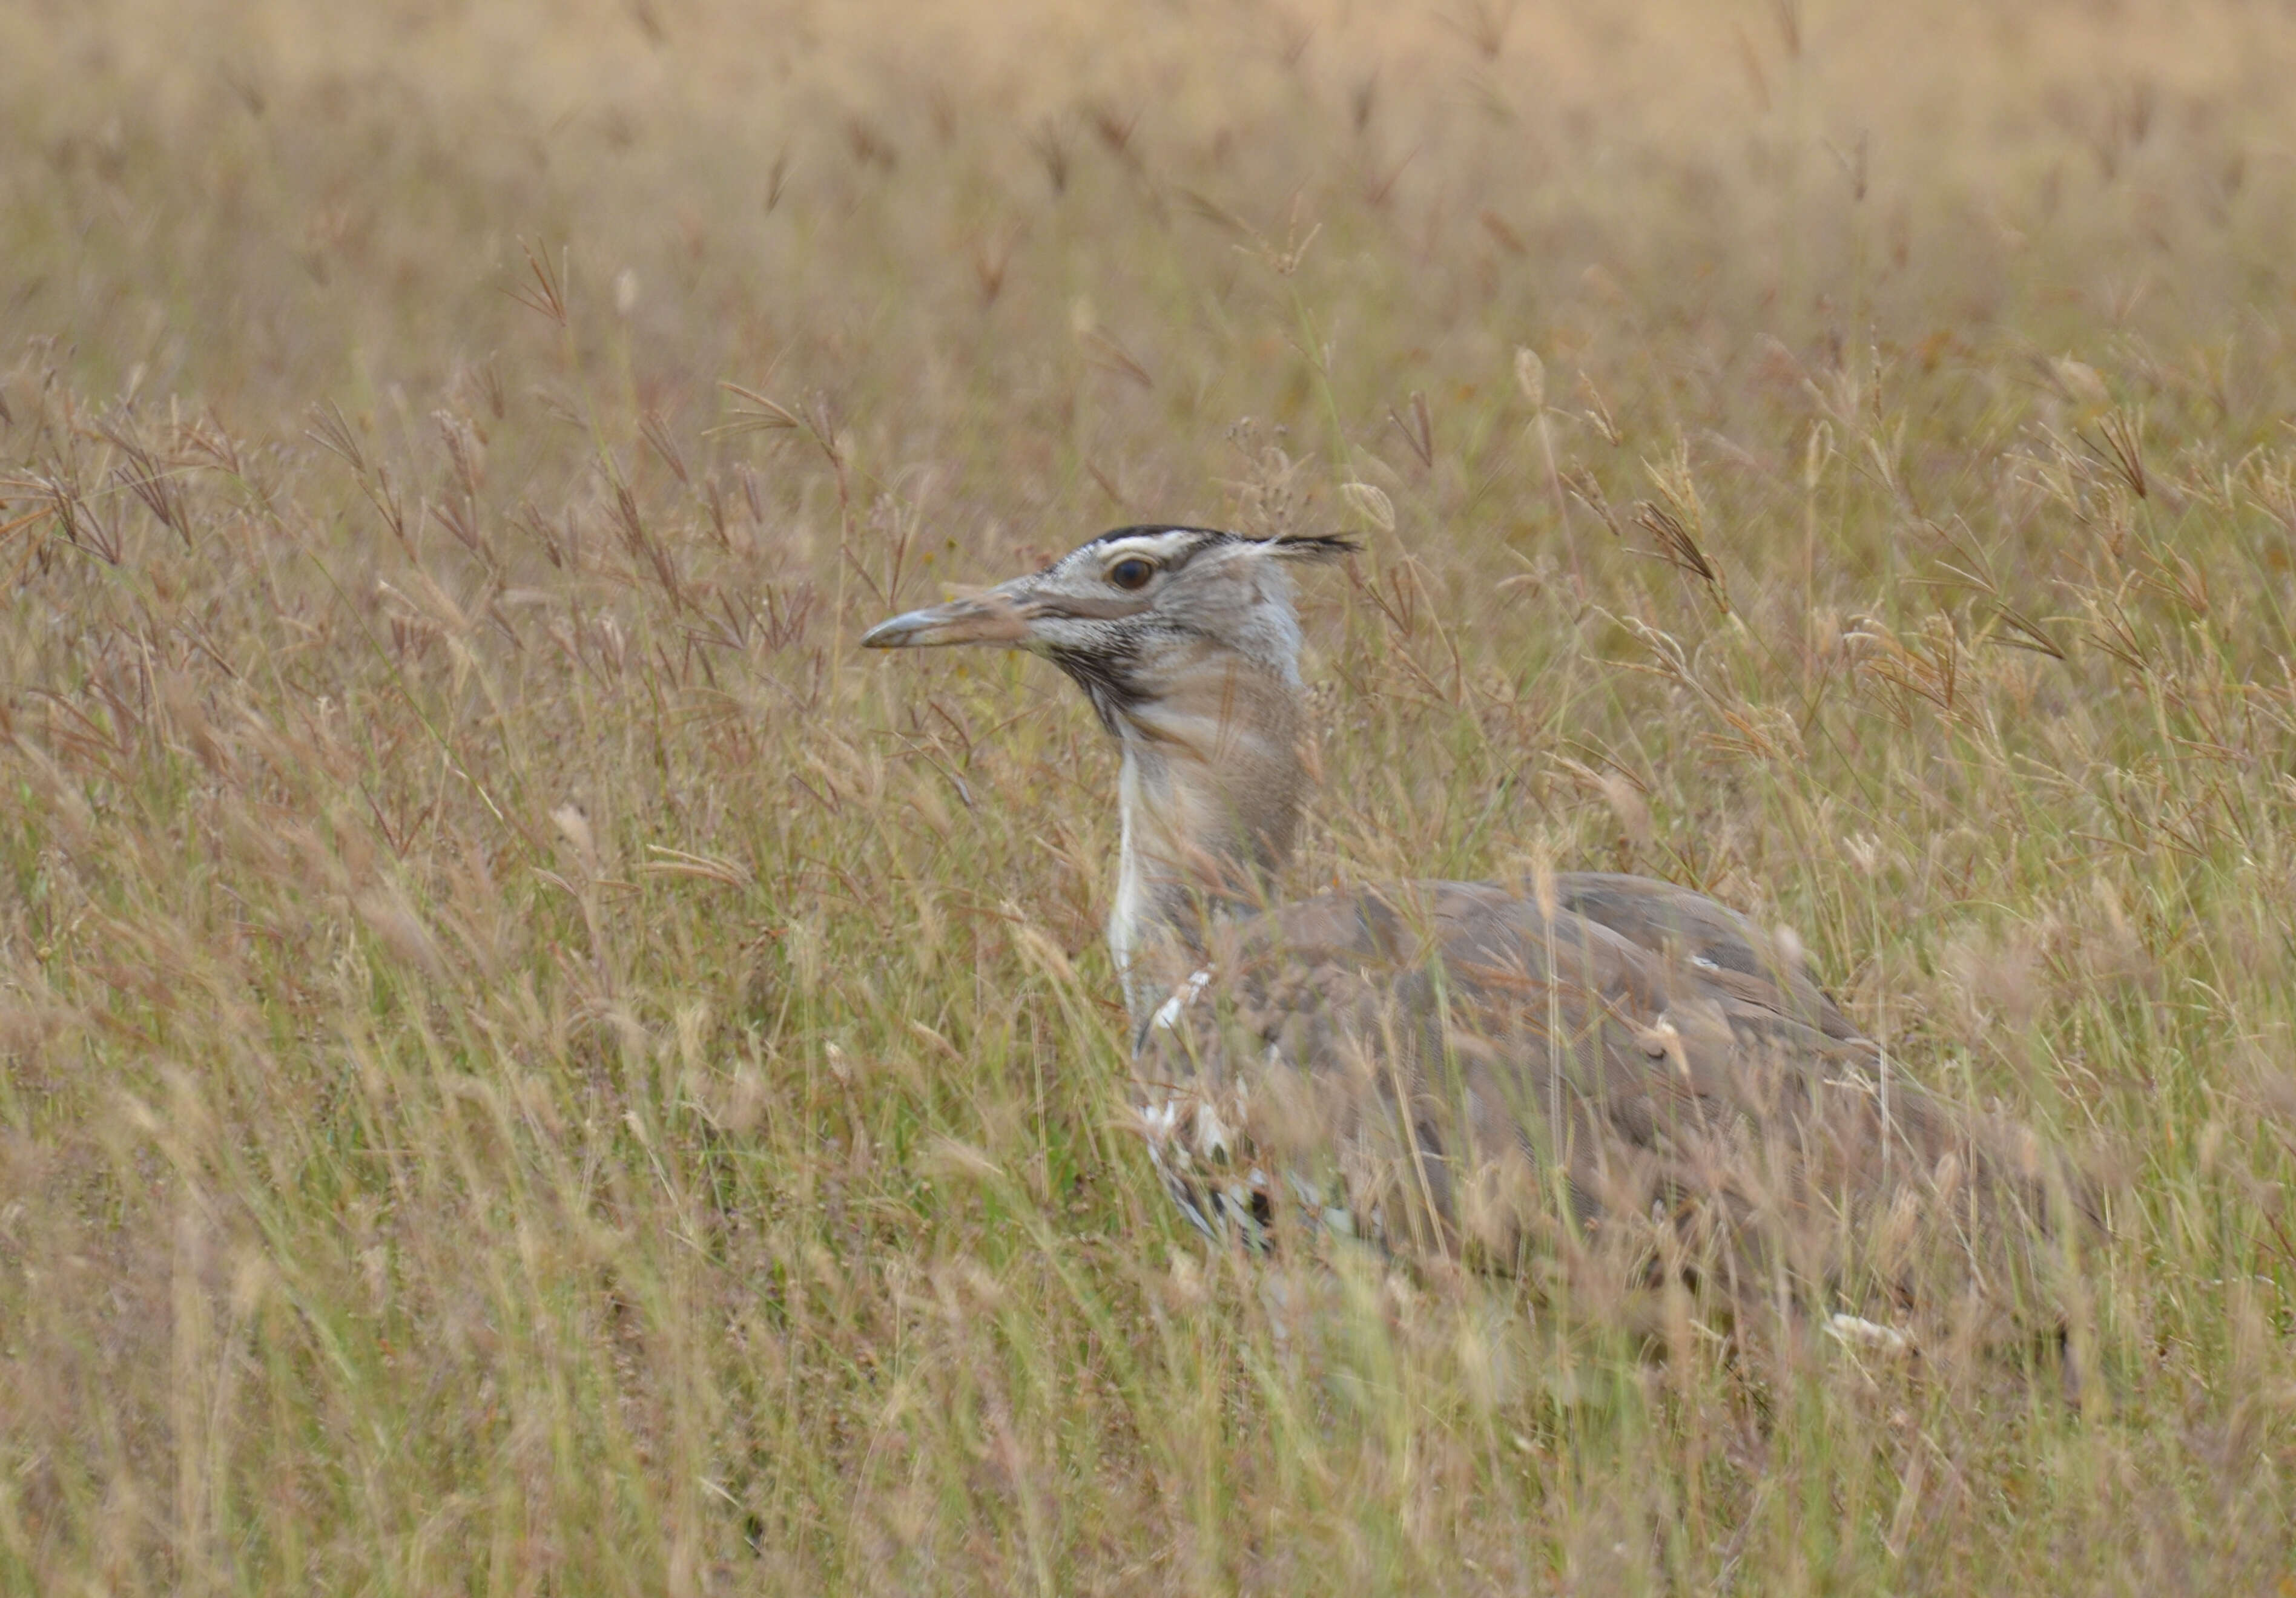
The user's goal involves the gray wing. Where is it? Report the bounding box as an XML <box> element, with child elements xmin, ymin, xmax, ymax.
<box><xmin>1549</xmin><ymin>870</ymin><xmax>1862</xmax><ymax>1041</ymax></box>
<box><xmin>1132</xmin><ymin>876</ymin><xmax>2091</xmax><ymax>1336</ymax></box>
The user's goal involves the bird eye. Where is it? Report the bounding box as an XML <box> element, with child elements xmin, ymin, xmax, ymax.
<box><xmin>1106</xmin><ymin>557</ymin><xmax>1157</xmax><ymax>591</ymax></box>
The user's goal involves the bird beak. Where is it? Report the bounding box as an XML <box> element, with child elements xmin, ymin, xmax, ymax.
<box><xmin>859</xmin><ymin>585</ymin><xmax>1037</xmax><ymax>649</ymax></box>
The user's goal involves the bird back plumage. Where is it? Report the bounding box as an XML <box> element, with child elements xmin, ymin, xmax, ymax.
<box><xmin>1133</xmin><ymin>872</ymin><xmax>2094</xmax><ymax>1343</ymax></box>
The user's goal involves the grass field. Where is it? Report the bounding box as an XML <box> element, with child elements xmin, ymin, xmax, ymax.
<box><xmin>5</xmin><ymin>0</ymin><xmax>2296</xmax><ymax>1589</ymax></box>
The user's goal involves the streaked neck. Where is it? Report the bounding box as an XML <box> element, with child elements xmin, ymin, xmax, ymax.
<box><xmin>1106</xmin><ymin>649</ymin><xmax>1307</xmax><ymax>1018</ymax></box>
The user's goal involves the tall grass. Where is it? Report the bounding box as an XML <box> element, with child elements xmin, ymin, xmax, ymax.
<box><xmin>2</xmin><ymin>0</ymin><xmax>2295</xmax><ymax>1589</ymax></box>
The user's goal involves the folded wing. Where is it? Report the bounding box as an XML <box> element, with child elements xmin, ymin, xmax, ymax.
<box><xmin>1135</xmin><ymin>875</ymin><xmax>2091</xmax><ymax>1338</ymax></box>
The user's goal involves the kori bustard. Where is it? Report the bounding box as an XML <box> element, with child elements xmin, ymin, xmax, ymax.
<box><xmin>865</xmin><ymin>525</ymin><xmax>2089</xmax><ymax>1340</ymax></box>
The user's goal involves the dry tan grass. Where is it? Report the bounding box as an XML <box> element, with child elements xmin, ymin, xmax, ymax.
<box><xmin>4</xmin><ymin>0</ymin><xmax>2296</xmax><ymax>1590</ymax></box>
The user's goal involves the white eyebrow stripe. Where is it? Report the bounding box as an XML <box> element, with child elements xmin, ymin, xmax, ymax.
<box><xmin>1089</xmin><ymin>530</ymin><xmax>1218</xmax><ymax>566</ymax></box>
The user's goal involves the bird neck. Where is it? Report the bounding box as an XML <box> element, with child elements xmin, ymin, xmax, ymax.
<box><xmin>1105</xmin><ymin>650</ymin><xmax>1308</xmax><ymax>1018</ymax></box>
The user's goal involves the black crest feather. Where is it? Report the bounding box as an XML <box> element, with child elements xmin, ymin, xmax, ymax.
<box><xmin>1264</xmin><ymin>532</ymin><xmax>1357</xmax><ymax>561</ymax></box>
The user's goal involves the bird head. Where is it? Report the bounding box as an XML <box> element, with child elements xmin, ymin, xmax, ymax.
<box><xmin>860</xmin><ymin>526</ymin><xmax>1354</xmax><ymax>731</ymax></box>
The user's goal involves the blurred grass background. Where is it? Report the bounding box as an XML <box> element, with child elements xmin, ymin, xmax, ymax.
<box><xmin>4</xmin><ymin>0</ymin><xmax>2296</xmax><ymax>1590</ymax></box>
